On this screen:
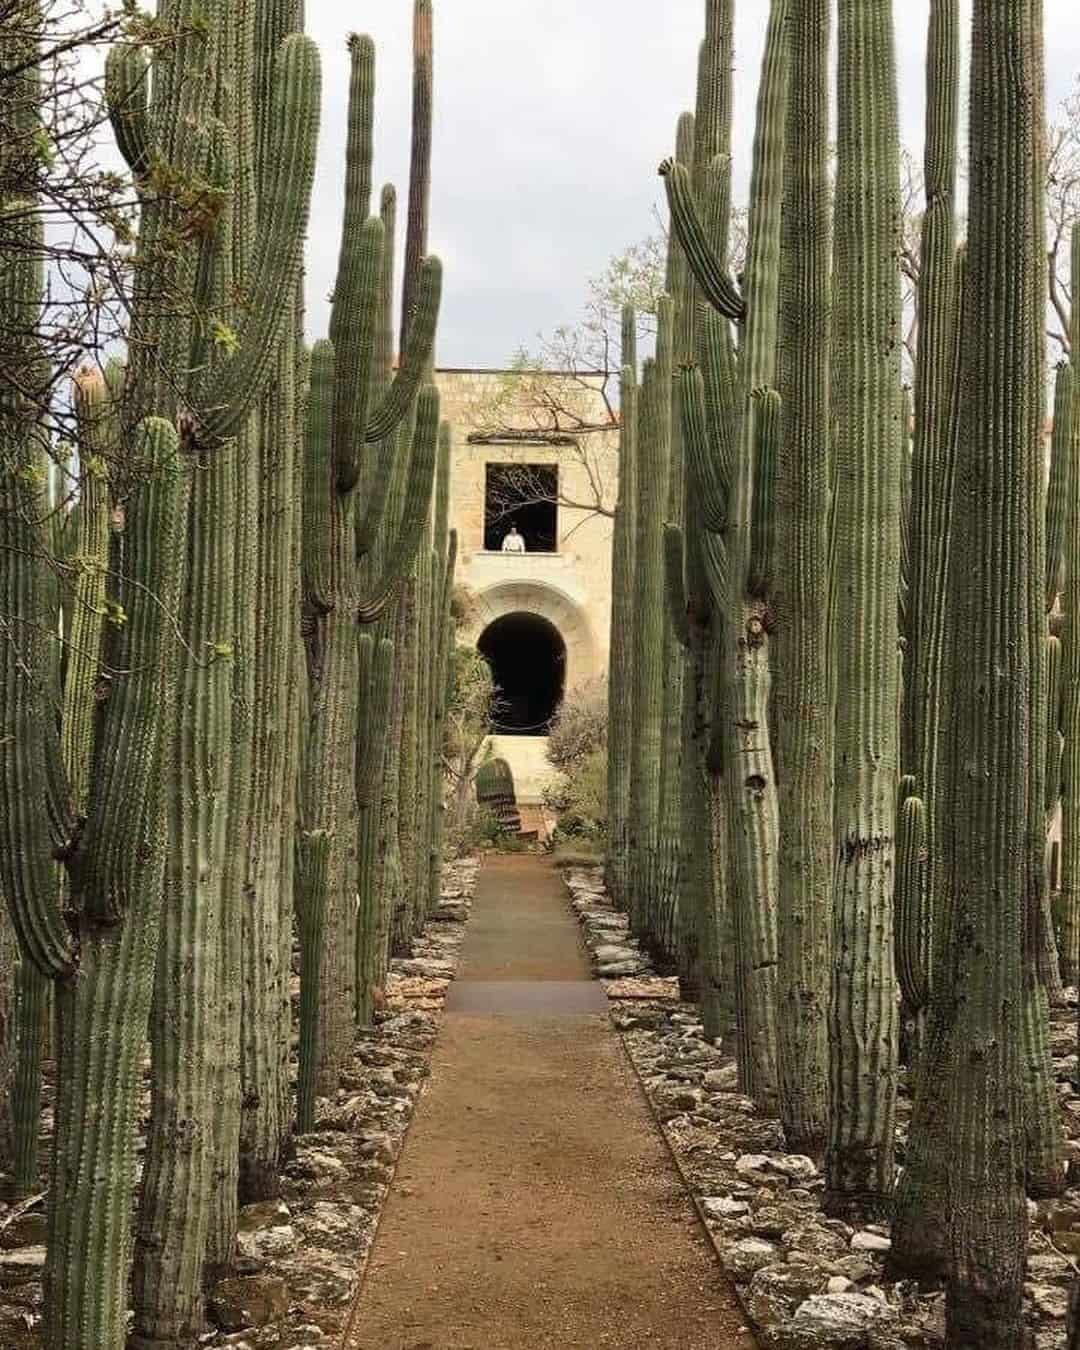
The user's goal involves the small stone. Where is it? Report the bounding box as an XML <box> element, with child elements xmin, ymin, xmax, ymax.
<box><xmin>768</xmin><ymin>1155</ymin><xmax>819</xmax><ymax>1183</ymax></box>
<box><xmin>0</xmin><ymin>1246</ymin><xmax>46</xmax><ymax>1285</ymax></box>
<box><xmin>704</xmin><ymin>1065</ymin><xmax>739</xmax><ymax>1092</ymax></box>
<box><xmin>745</xmin><ymin>1261</ymin><xmax>828</xmax><ymax>1328</ymax></box>
<box><xmin>851</xmin><ymin>1229</ymin><xmax>892</xmax><ymax>1253</ymax></box>
<box><xmin>1030</xmin><ymin>1283</ymin><xmax>1069</xmax><ymax>1319</ymax></box>
<box><xmin>722</xmin><ymin>1236</ymin><xmax>779</xmax><ymax>1281</ymax></box>
<box><xmin>1028</xmin><ymin>1251</ymin><xmax>1074</xmax><ymax>1286</ymax></box>
<box><xmin>828</xmin><ymin>1276</ymin><xmax>854</xmax><ymax>1294</ymax></box>
<box><xmin>735</xmin><ymin>1154</ymin><xmax>773</xmax><ymax>1177</ymax></box>
<box><xmin>774</xmin><ymin>1292</ymin><xmax>900</xmax><ymax>1349</ymax></box>
<box><xmin>209</xmin><ymin>1275</ymin><xmax>289</xmax><ymax>1332</ymax></box>
<box><xmin>703</xmin><ymin>1195</ymin><xmax>749</xmax><ymax>1220</ymax></box>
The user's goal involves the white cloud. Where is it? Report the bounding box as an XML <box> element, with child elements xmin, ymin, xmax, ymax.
<box><xmin>303</xmin><ymin>2</ymin><xmax>1080</xmax><ymax>365</ymax></box>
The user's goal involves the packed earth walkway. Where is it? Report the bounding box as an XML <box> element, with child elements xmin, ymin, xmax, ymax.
<box><xmin>343</xmin><ymin>855</ymin><xmax>755</xmax><ymax>1349</ymax></box>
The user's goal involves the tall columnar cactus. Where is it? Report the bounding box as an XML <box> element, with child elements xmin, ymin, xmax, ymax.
<box><xmin>771</xmin><ymin>0</ymin><xmax>832</xmax><ymax>1156</ymax></box>
<box><xmin>606</xmin><ymin>307</ymin><xmax>638</xmax><ymax>912</ymax></box>
<box><xmin>1060</xmin><ymin>229</ymin><xmax>1080</xmax><ymax>989</ymax></box>
<box><xmin>663</xmin><ymin>0</ymin><xmax>734</xmax><ymax>1027</ymax></box>
<box><xmin>941</xmin><ymin>7</ymin><xmax>1043</xmax><ymax>1339</ymax></box>
<box><xmin>628</xmin><ymin>302</ymin><xmax>672</xmax><ymax>942</ymax></box>
<box><xmin>298</xmin><ymin>19</ymin><xmax>441</xmax><ymax>1114</ymax></box>
<box><xmin>653</xmin><ymin>116</ymin><xmax>697</xmax><ymax>968</ymax></box>
<box><xmin>2</xmin><ymin>7</ymin><xmax>275</xmax><ymax>1348</ymax></box>
<box><xmin>354</xmin><ymin>634</ymin><xmax>396</xmax><ymax>1024</ymax></box>
<box><xmin>421</xmin><ymin>427</ymin><xmax>456</xmax><ymax>919</ymax></box>
<box><xmin>239</xmin><ymin>284</ymin><xmax>306</xmax><ymax>1201</ymax></box>
<box><xmin>660</xmin><ymin>0</ymin><xmax>789</xmax><ymax>1114</ymax></box>
<box><xmin>110</xmin><ymin>6</ymin><xmax>322</xmax><ymax>1344</ymax></box>
<box><xmin>824</xmin><ymin>0</ymin><xmax>903</xmax><ymax>1219</ymax></box>
<box><xmin>894</xmin><ymin>0</ymin><xmax>1046</xmax><ymax>1329</ymax></box>
<box><xmin>0</xmin><ymin>154</ymin><xmax>190</xmax><ymax>1350</ymax></box>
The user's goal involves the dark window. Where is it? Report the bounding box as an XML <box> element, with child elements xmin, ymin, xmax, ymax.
<box><xmin>483</xmin><ymin>462</ymin><xmax>558</xmax><ymax>552</ymax></box>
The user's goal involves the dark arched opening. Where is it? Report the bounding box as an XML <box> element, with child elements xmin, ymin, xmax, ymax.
<box><xmin>478</xmin><ymin>611</ymin><xmax>566</xmax><ymax>736</ymax></box>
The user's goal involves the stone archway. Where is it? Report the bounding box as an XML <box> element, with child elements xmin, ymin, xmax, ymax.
<box><xmin>466</xmin><ymin>580</ymin><xmax>598</xmax><ymax>694</ymax></box>
<box><xmin>478</xmin><ymin>612</ymin><xmax>566</xmax><ymax>735</ymax></box>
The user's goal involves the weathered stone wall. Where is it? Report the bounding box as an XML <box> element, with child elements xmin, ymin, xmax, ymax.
<box><xmin>434</xmin><ymin>369</ymin><xmax>618</xmax><ymax>801</ymax></box>
<box><xmin>434</xmin><ymin>368</ymin><xmax>618</xmax><ymax>690</ymax></box>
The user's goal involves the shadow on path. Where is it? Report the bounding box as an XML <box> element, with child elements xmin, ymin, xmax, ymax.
<box><xmin>343</xmin><ymin>854</ymin><xmax>755</xmax><ymax>1349</ymax></box>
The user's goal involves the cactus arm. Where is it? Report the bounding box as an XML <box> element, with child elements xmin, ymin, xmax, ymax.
<box><xmin>196</xmin><ymin>34</ymin><xmax>322</xmax><ymax>442</ymax></box>
<box><xmin>357</xmin><ymin>383</ymin><xmax>440</xmax><ymax>625</ymax></box>
<box><xmin>355</xmin><ymin>425</ymin><xmax>399</xmax><ymax>562</ymax></box>
<box><xmin>659</xmin><ymin>157</ymin><xmax>745</xmax><ymax>321</ymax></box>
<box><xmin>680</xmin><ymin>364</ymin><xmax>728</xmax><ymax>534</ymax></box>
<box><xmin>748</xmin><ymin>385</ymin><xmax>780</xmax><ymax>598</ymax></box>
<box><xmin>330</xmin><ymin>35</ymin><xmax>380</xmax><ymax>494</ymax></box>
<box><xmin>1047</xmin><ymin>364</ymin><xmax>1073</xmax><ymax>611</ymax></box>
<box><xmin>363</xmin><ymin>256</ymin><xmax>443</xmax><ymax>445</ymax></box>
<box><xmin>68</xmin><ymin>420</ymin><xmax>183</xmax><ymax>926</ymax></box>
<box><xmin>105</xmin><ymin>45</ymin><xmax>155</xmax><ymax>179</ymax></box>
<box><xmin>664</xmin><ymin>524</ymin><xmax>692</xmax><ymax>650</ymax></box>
<box><xmin>1047</xmin><ymin>632</ymin><xmax>1064</xmax><ymax>818</ymax></box>
<box><xmin>400</xmin><ymin>0</ymin><xmax>434</xmax><ymax>353</ymax></box>
<box><xmin>62</xmin><ymin>373</ymin><xmax>112</xmax><ymax>811</ymax></box>
<box><xmin>333</xmin><ymin>217</ymin><xmax>386</xmax><ymax>493</ymax></box>
<box><xmin>302</xmin><ymin>340</ymin><xmax>337</xmax><ymax>613</ymax></box>
<box><xmin>621</xmin><ymin>303</ymin><xmax>637</xmax><ymax>377</ymax></box>
<box><xmin>895</xmin><ymin>793</ymin><xmax>929</xmax><ymax>1010</ymax></box>
<box><xmin>334</xmin><ymin>34</ymin><xmax>376</xmax><ymax>267</ymax></box>
<box><xmin>0</xmin><ymin>432</ymin><xmax>77</xmax><ymax>980</ymax></box>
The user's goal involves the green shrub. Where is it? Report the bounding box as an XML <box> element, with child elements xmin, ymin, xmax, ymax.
<box><xmin>545</xmin><ymin>746</ymin><xmax>607</xmax><ymax>843</ymax></box>
<box><xmin>546</xmin><ymin>678</ymin><xmax>607</xmax><ymax>771</ymax></box>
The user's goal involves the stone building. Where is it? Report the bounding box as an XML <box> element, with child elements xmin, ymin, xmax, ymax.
<box><xmin>434</xmin><ymin>368</ymin><xmax>619</xmax><ymax>801</ymax></box>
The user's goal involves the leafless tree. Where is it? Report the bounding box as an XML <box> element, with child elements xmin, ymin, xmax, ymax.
<box><xmin>1</xmin><ymin>1</ymin><xmax>184</xmax><ymax>464</ymax></box>
<box><xmin>1048</xmin><ymin>76</ymin><xmax>1080</xmax><ymax>358</ymax></box>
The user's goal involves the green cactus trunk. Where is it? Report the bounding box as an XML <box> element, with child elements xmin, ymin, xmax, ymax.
<box><xmin>296</xmin><ymin>10</ymin><xmax>441</xmax><ymax>1114</ymax></box>
<box><xmin>605</xmin><ymin>310</ymin><xmax>638</xmax><ymax>913</ymax></box>
<box><xmin>939</xmin><ymin>7</ymin><xmax>1042</xmax><ymax>1340</ymax></box>
<box><xmin>237</xmin><ymin>0</ymin><xmax>307</xmax><ymax>1208</ymax></box>
<box><xmin>772</xmin><ymin>0</ymin><xmax>832</xmax><ymax>1158</ymax></box>
<box><xmin>1060</xmin><ymin>232</ymin><xmax>1080</xmax><ymax>989</ymax></box>
<box><xmin>9</xmin><ymin>961</ymin><xmax>46</xmax><ymax>1198</ymax></box>
<box><xmin>354</xmin><ymin>635</ymin><xmax>395</xmax><ymax>1023</ymax></box>
<box><xmin>239</xmin><ymin>315</ymin><xmax>304</xmax><ymax>1202</ymax></box>
<box><xmin>47</xmin><ymin>424</ymin><xmax>188</xmax><ymax>1350</ymax></box>
<box><xmin>129</xmin><ymin>7</ymin><xmax>321</xmax><ymax>1340</ymax></box>
<box><xmin>660</xmin><ymin>0</ymin><xmax>788</xmax><ymax>1099</ymax></box>
<box><xmin>714</xmin><ymin>0</ymin><xmax>788</xmax><ymax>1113</ymax></box>
<box><xmin>898</xmin><ymin>2</ymin><xmax>959</xmax><ymax>1047</ymax></box>
<box><xmin>628</xmin><ymin>335</ymin><xmax>670</xmax><ymax>943</ymax></box>
<box><xmin>825</xmin><ymin>0</ymin><xmax>903</xmax><ymax>1219</ymax></box>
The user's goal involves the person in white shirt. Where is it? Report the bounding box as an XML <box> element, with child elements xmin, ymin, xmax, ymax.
<box><xmin>501</xmin><ymin>526</ymin><xmax>526</xmax><ymax>553</ymax></box>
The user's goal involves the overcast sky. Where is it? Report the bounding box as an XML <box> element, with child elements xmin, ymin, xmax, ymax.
<box><xmin>302</xmin><ymin>3</ymin><xmax>1080</xmax><ymax>367</ymax></box>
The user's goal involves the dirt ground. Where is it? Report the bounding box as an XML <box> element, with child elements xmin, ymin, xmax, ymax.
<box><xmin>342</xmin><ymin>854</ymin><xmax>756</xmax><ymax>1350</ymax></box>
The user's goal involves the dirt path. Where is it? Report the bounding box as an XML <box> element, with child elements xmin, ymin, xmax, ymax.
<box><xmin>343</xmin><ymin>854</ymin><xmax>754</xmax><ymax>1350</ymax></box>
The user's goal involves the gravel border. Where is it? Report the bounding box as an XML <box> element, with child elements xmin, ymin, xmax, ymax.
<box><xmin>563</xmin><ymin>862</ymin><xmax>1079</xmax><ymax>1350</ymax></box>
